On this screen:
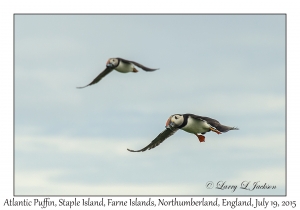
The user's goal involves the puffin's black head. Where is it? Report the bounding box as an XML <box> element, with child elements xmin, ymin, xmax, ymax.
<box><xmin>165</xmin><ymin>114</ymin><xmax>183</xmax><ymax>129</ymax></box>
<box><xmin>106</xmin><ymin>58</ymin><xmax>119</xmax><ymax>68</ymax></box>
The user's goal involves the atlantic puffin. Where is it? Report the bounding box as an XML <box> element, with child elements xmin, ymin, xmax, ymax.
<box><xmin>77</xmin><ymin>57</ymin><xmax>159</xmax><ymax>88</ymax></box>
<box><xmin>127</xmin><ymin>114</ymin><xmax>238</xmax><ymax>152</ymax></box>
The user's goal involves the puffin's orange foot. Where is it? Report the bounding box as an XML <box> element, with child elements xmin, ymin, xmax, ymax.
<box><xmin>133</xmin><ymin>67</ymin><xmax>138</xmax><ymax>73</ymax></box>
<box><xmin>195</xmin><ymin>134</ymin><xmax>205</xmax><ymax>142</ymax></box>
<box><xmin>210</xmin><ymin>127</ymin><xmax>222</xmax><ymax>134</ymax></box>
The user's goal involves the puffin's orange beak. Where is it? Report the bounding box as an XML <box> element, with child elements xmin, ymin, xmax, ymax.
<box><xmin>165</xmin><ymin>117</ymin><xmax>171</xmax><ymax>127</ymax></box>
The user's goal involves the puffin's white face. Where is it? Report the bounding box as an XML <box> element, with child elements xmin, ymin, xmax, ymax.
<box><xmin>106</xmin><ymin>58</ymin><xmax>119</xmax><ymax>68</ymax></box>
<box><xmin>166</xmin><ymin>114</ymin><xmax>184</xmax><ymax>128</ymax></box>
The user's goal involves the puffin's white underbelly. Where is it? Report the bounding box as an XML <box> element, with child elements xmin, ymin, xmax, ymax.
<box><xmin>181</xmin><ymin>118</ymin><xmax>211</xmax><ymax>134</ymax></box>
<box><xmin>115</xmin><ymin>62</ymin><xmax>133</xmax><ymax>73</ymax></box>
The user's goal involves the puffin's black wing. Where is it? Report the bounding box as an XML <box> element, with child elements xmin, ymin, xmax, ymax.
<box><xmin>187</xmin><ymin>113</ymin><xmax>238</xmax><ymax>132</ymax></box>
<box><xmin>187</xmin><ymin>114</ymin><xmax>221</xmax><ymax>127</ymax></box>
<box><xmin>117</xmin><ymin>57</ymin><xmax>159</xmax><ymax>72</ymax></box>
<box><xmin>127</xmin><ymin>128</ymin><xmax>178</xmax><ymax>152</ymax></box>
<box><xmin>77</xmin><ymin>67</ymin><xmax>114</xmax><ymax>89</ymax></box>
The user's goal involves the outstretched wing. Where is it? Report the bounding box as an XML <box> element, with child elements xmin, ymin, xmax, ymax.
<box><xmin>187</xmin><ymin>113</ymin><xmax>238</xmax><ymax>132</ymax></box>
<box><xmin>127</xmin><ymin>128</ymin><xmax>178</xmax><ymax>152</ymax></box>
<box><xmin>216</xmin><ymin>125</ymin><xmax>239</xmax><ymax>132</ymax></box>
<box><xmin>77</xmin><ymin>67</ymin><xmax>114</xmax><ymax>89</ymax></box>
<box><xmin>117</xmin><ymin>57</ymin><xmax>159</xmax><ymax>71</ymax></box>
<box><xmin>187</xmin><ymin>114</ymin><xmax>221</xmax><ymax>127</ymax></box>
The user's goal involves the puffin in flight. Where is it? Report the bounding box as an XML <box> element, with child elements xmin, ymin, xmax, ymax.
<box><xmin>77</xmin><ymin>57</ymin><xmax>159</xmax><ymax>88</ymax></box>
<box><xmin>127</xmin><ymin>113</ymin><xmax>239</xmax><ymax>152</ymax></box>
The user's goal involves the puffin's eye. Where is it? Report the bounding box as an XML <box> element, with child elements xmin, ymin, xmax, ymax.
<box><xmin>175</xmin><ymin>116</ymin><xmax>178</xmax><ymax>120</ymax></box>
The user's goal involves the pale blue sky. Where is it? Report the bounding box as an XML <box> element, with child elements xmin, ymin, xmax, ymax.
<box><xmin>15</xmin><ymin>14</ymin><xmax>285</xmax><ymax>195</ymax></box>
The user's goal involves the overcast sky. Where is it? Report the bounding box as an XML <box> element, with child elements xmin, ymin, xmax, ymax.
<box><xmin>14</xmin><ymin>14</ymin><xmax>285</xmax><ymax>196</ymax></box>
